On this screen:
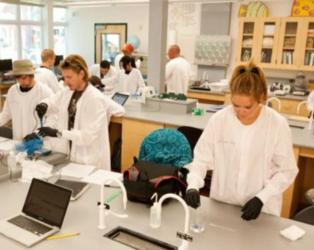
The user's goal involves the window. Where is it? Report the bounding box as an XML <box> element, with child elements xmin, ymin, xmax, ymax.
<box><xmin>0</xmin><ymin>3</ymin><xmax>17</xmax><ymax>20</ymax></box>
<box><xmin>0</xmin><ymin>2</ymin><xmax>43</xmax><ymax>64</ymax></box>
<box><xmin>53</xmin><ymin>7</ymin><xmax>66</xmax><ymax>23</ymax></box>
<box><xmin>0</xmin><ymin>25</ymin><xmax>18</xmax><ymax>60</ymax></box>
<box><xmin>21</xmin><ymin>25</ymin><xmax>42</xmax><ymax>63</ymax></box>
<box><xmin>53</xmin><ymin>7</ymin><xmax>67</xmax><ymax>55</ymax></box>
<box><xmin>20</xmin><ymin>5</ymin><xmax>42</xmax><ymax>21</ymax></box>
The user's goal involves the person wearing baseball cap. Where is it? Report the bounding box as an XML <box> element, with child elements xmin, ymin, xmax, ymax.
<box><xmin>0</xmin><ymin>59</ymin><xmax>52</xmax><ymax>140</ymax></box>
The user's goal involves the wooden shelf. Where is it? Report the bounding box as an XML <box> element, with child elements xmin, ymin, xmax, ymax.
<box><xmin>194</xmin><ymin>61</ymin><xmax>229</xmax><ymax>67</ymax></box>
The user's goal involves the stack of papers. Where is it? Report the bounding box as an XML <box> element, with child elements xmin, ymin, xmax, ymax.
<box><xmin>61</xmin><ymin>163</ymin><xmax>96</xmax><ymax>179</ymax></box>
<box><xmin>0</xmin><ymin>139</ymin><xmax>15</xmax><ymax>152</ymax></box>
<box><xmin>21</xmin><ymin>160</ymin><xmax>54</xmax><ymax>183</ymax></box>
<box><xmin>82</xmin><ymin>169</ymin><xmax>122</xmax><ymax>185</ymax></box>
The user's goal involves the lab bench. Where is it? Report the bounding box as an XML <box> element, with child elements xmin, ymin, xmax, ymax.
<box><xmin>187</xmin><ymin>88</ymin><xmax>309</xmax><ymax>116</ymax></box>
<box><xmin>109</xmin><ymin>102</ymin><xmax>314</xmax><ymax>219</ymax></box>
<box><xmin>0</xmin><ymin>181</ymin><xmax>313</xmax><ymax>250</ymax></box>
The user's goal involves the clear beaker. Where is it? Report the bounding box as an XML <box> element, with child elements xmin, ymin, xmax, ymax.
<box><xmin>7</xmin><ymin>152</ymin><xmax>22</xmax><ymax>182</ymax></box>
<box><xmin>190</xmin><ymin>205</ymin><xmax>207</xmax><ymax>233</ymax></box>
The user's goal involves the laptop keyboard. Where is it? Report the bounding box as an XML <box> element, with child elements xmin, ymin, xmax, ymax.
<box><xmin>8</xmin><ymin>215</ymin><xmax>52</xmax><ymax>236</ymax></box>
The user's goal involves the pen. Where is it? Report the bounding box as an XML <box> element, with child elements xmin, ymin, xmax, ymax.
<box><xmin>47</xmin><ymin>232</ymin><xmax>80</xmax><ymax>240</ymax></box>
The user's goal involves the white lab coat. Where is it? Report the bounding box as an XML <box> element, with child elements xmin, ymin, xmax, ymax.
<box><xmin>0</xmin><ymin>83</ymin><xmax>52</xmax><ymax>140</ymax></box>
<box><xmin>186</xmin><ymin>105</ymin><xmax>298</xmax><ymax>216</ymax></box>
<box><xmin>122</xmin><ymin>68</ymin><xmax>145</xmax><ymax>94</ymax></box>
<box><xmin>165</xmin><ymin>57</ymin><xmax>191</xmax><ymax>94</ymax></box>
<box><xmin>89</xmin><ymin>64</ymin><xmax>118</xmax><ymax>93</ymax></box>
<box><xmin>43</xmin><ymin>84</ymin><xmax>110</xmax><ymax>169</ymax></box>
<box><xmin>35</xmin><ymin>67</ymin><xmax>63</xmax><ymax>93</ymax></box>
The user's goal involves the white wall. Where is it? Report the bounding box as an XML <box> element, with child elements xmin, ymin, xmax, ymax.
<box><xmin>66</xmin><ymin>5</ymin><xmax>149</xmax><ymax>66</ymax></box>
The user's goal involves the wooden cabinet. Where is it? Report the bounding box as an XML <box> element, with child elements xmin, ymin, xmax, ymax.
<box><xmin>237</xmin><ymin>17</ymin><xmax>314</xmax><ymax>71</ymax></box>
<box><xmin>121</xmin><ymin>118</ymin><xmax>163</xmax><ymax>172</ymax></box>
<box><xmin>256</xmin><ymin>18</ymin><xmax>281</xmax><ymax>68</ymax></box>
<box><xmin>237</xmin><ymin>18</ymin><xmax>259</xmax><ymax>64</ymax></box>
<box><xmin>299</xmin><ymin>18</ymin><xmax>314</xmax><ymax>71</ymax></box>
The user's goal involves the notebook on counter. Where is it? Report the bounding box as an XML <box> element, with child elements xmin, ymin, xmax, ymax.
<box><xmin>0</xmin><ymin>178</ymin><xmax>72</xmax><ymax>247</ymax></box>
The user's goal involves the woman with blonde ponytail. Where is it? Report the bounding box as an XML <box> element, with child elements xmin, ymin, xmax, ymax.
<box><xmin>185</xmin><ymin>62</ymin><xmax>298</xmax><ymax>220</ymax></box>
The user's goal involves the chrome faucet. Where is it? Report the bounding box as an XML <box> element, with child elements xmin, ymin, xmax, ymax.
<box><xmin>98</xmin><ymin>177</ymin><xmax>128</xmax><ymax>229</ymax></box>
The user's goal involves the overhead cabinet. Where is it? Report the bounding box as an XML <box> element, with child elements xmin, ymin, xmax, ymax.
<box><xmin>237</xmin><ymin>17</ymin><xmax>314</xmax><ymax>71</ymax></box>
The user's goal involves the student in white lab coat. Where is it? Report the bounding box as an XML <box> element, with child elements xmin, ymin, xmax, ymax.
<box><xmin>0</xmin><ymin>60</ymin><xmax>52</xmax><ymax>140</ymax></box>
<box><xmin>29</xmin><ymin>55</ymin><xmax>111</xmax><ymax>169</ymax></box>
<box><xmin>120</xmin><ymin>55</ymin><xmax>145</xmax><ymax>94</ymax></box>
<box><xmin>114</xmin><ymin>43</ymin><xmax>141</xmax><ymax>70</ymax></box>
<box><xmin>89</xmin><ymin>60</ymin><xmax>118</xmax><ymax>94</ymax></box>
<box><xmin>185</xmin><ymin>62</ymin><xmax>298</xmax><ymax>220</ymax></box>
<box><xmin>35</xmin><ymin>49</ymin><xmax>63</xmax><ymax>93</ymax></box>
<box><xmin>165</xmin><ymin>44</ymin><xmax>191</xmax><ymax>95</ymax></box>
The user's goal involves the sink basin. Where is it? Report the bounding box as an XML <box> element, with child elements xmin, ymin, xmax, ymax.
<box><xmin>104</xmin><ymin>226</ymin><xmax>177</xmax><ymax>250</ymax></box>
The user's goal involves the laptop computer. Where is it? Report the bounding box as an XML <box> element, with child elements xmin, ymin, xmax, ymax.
<box><xmin>0</xmin><ymin>178</ymin><xmax>72</xmax><ymax>247</ymax></box>
<box><xmin>54</xmin><ymin>179</ymin><xmax>90</xmax><ymax>201</ymax></box>
<box><xmin>112</xmin><ymin>92</ymin><xmax>129</xmax><ymax>106</ymax></box>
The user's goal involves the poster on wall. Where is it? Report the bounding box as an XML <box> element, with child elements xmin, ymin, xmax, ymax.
<box><xmin>291</xmin><ymin>0</ymin><xmax>314</xmax><ymax>17</ymax></box>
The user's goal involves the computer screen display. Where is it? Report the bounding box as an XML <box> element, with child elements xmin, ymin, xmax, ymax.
<box><xmin>54</xmin><ymin>55</ymin><xmax>64</xmax><ymax>66</ymax></box>
<box><xmin>0</xmin><ymin>59</ymin><xmax>13</xmax><ymax>72</ymax></box>
<box><xmin>112</xmin><ymin>92</ymin><xmax>129</xmax><ymax>106</ymax></box>
<box><xmin>22</xmin><ymin>179</ymin><xmax>72</xmax><ymax>227</ymax></box>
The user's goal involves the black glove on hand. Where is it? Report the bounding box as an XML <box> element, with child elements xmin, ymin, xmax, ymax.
<box><xmin>38</xmin><ymin>127</ymin><xmax>58</xmax><ymax>137</ymax></box>
<box><xmin>185</xmin><ymin>189</ymin><xmax>200</xmax><ymax>209</ymax></box>
<box><xmin>23</xmin><ymin>132</ymin><xmax>40</xmax><ymax>142</ymax></box>
<box><xmin>241</xmin><ymin>197</ymin><xmax>263</xmax><ymax>221</ymax></box>
<box><xmin>35</xmin><ymin>103</ymin><xmax>48</xmax><ymax>119</ymax></box>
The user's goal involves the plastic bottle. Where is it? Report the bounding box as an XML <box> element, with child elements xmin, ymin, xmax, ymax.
<box><xmin>150</xmin><ymin>202</ymin><xmax>161</xmax><ymax>228</ymax></box>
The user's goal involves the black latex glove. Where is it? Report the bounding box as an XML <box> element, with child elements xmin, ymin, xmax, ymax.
<box><xmin>241</xmin><ymin>197</ymin><xmax>263</xmax><ymax>221</ymax></box>
<box><xmin>185</xmin><ymin>189</ymin><xmax>200</xmax><ymax>209</ymax></box>
<box><xmin>23</xmin><ymin>132</ymin><xmax>40</xmax><ymax>142</ymax></box>
<box><xmin>38</xmin><ymin>127</ymin><xmax>58</xmax><ymax>137</ymax></box>
<box><xmin>35</xmin><ymin>103</ymin><xmax>48</xmax><ymax>119</ymax></box>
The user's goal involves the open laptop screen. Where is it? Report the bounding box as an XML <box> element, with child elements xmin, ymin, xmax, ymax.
<box><xmin>112</xmin><ymin>92</ymin><xmax>129</xmax><ymax>106</ymax></box>
<box><xmin>22</xmin><ymin>179</ymin><xmax>72</xmax><ymax>228</ymax></box>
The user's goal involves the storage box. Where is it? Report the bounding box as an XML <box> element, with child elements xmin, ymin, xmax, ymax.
<box><xmin>141</xmin><ymin>97</ymin><xmax>197</xmax><ymax>114</ymax></box>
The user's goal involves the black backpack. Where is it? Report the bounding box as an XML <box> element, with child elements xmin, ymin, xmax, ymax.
<box><xmin>123</xmin><ymin>160</ymin><xmax>188</xmax><ymax>205</ymax></box>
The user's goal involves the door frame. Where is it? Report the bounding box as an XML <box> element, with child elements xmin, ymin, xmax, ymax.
<box><xmin>94</xmin><ymin>23</ymin><xmax>128</xmax><ymax>64</ymax></box>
